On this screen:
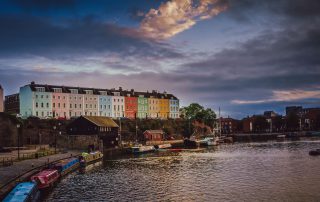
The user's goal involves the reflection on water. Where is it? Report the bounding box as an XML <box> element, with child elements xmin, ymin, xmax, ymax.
<box><xmin>46</xmin><ymin>140</ymin><xmax>320</xmax><ymax>202</ymax></box>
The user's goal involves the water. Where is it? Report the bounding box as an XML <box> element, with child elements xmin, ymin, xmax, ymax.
<box><xmin>46</xmin><ymin>140</ymin><xmax>320</xmax><ymax>202</ymax></box>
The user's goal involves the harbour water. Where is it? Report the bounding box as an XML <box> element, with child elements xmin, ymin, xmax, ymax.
<box><xmin>46</xmin><ymin>139</ymin><xmax>320</xmax><ymax>202</ymax></box>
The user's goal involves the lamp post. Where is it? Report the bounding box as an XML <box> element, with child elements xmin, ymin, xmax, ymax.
<box><xmin>53</xmin><ymin>125</ymin><xmax>57</xmax><ymax>153</ymax></box>
<box><xmin>16</xmin><ymin>124</ymin><xmax>21</xmax><ymax>160</ymax></box>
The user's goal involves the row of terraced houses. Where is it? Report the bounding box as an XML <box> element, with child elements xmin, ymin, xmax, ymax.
<box><xmin>16</xmin><ymin>82</ymin><xmax>179</xmax><ymax>119</ymax></box>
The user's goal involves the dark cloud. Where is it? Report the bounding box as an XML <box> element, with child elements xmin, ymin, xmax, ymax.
<box><xmin>10</xmin><ymin>0</ymin><xmax>76</xmax><ymax>10</ymax></box>
<box><xmin>0</xmin><ymin>15</ymin><xmax>183</xmax><ymax>60</ymax></box>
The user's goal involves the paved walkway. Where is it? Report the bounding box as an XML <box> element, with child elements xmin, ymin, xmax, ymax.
<box><xmin>0</xmin><ymin>150</ymin><xmax>80</xmax><ymax>187</ymax></box>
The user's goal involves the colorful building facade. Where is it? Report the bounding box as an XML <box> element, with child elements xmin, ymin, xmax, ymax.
<box><xmin>169</xmin><ymin>96</ymin><xmax>179</xmax><ymax>119</ymax></box>
<box><xmin>19</xmin><ymin>82</ymin><xmax>179</xmax><ymax>120</ymax></box>
<box><xmin>137</xmin><ymin>95</ymin><xmax>148</xmax><ymax>119</ymax></box>
<box><xmin>125</xmin><ymin>93</ymin><xmax>138</xmax><ymax>119</ymax></box>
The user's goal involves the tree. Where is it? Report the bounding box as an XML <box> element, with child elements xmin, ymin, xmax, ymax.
<box><xmin>180</xmin><ymin>103</ymin><xmax>216</xmax><ymax>136</ymax></box>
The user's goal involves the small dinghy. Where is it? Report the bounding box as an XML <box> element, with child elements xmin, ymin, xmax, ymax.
<box><xmin>309</xmin><ymin>149</ymin><xmax>320</xmax><ymax>156</ymax></box>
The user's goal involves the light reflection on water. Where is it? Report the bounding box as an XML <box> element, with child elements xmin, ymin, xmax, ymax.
<box><xmin>46</xmin><ymin>140</ymin><xmax>320</xmax><ymax>202</ymax></box>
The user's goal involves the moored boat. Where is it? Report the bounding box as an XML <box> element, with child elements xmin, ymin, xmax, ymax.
<box><xmin>155</xmin><ymin>143</ymin><xmax>172</xmax><ymax>150</ymax></box>
<box><xmin>309</xmin><ymin>149</ymin><xmax>320</xmax><ymax>156</ymax></box>
<box><xmin>277</xmin><ymin>134</ymin><xmax>286</xmax><ymax>141</ymax></box>
<box><xmin>130</xmin><ymin>145</ymin><xmax>155</xmax><ymax>154</ymax></box>
<box><xmin>198</xmin><ymin>137</ymin><xmax>219</xmax><ymax>146</ymax></box>
<box><xmin>30</xmin><ymin>169</ymin><xmax>59</xmax><ymax>189</ymax></box>
<box><xmin>79</xmin><ymin>151</ymin><xmax>103</xmax><ymax>173</ymax></box>
<box><xmin>54</xmin><ymin>158</ymin><xmax>79</xmax><ymax>177</ymax></box>
<box><xmin>3</xmin><ymin>181</ymin><xmax>40</xmax><ymax>202</ymax></box>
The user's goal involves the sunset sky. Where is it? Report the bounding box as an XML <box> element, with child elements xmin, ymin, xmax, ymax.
<box><xmin>0</xmin><ymin>0</ymin><xmax>319</xmax><ymax>118</ymax></box>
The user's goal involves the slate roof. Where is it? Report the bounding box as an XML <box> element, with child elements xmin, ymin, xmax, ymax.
<box><xmin>82</xmin><ymin>116</ymin><xmax>119</xmax><ymax>128</ymax></box>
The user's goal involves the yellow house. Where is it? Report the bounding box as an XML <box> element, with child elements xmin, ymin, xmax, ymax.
<box><xmin>159</xmin><ymin>98</ymin><xmax>169</xmax><ymax>119</ymax></box>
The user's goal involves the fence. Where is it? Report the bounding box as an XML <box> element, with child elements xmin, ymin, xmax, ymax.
<box><xmin>0</xmin><ymin>150</ymin><xmax>61</xmax><ymax>167</ymax></box>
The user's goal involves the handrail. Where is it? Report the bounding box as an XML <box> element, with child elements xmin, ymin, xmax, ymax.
<box><xmin>0</xmin><ymin>153</ymin><xmax>81</xmax><ymax>193</ymax></box>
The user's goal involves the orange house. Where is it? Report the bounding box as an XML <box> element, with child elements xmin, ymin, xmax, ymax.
<box><xmin>125</xmin><ymin>95</ymin><xmax>138</xmax><ymax>119</ymax></box>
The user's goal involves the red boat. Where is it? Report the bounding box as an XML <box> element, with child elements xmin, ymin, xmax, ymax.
<box><xmin>31</xmin><ymin>169</ymin><xmax>60</xmax><ymax>189</ymax></box>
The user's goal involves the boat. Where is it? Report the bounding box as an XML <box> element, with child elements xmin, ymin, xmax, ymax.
<box><xmin>276</xmin><ymin>134</ymin><xmax>286</xmax><ymax>141</ymax></box>
<box><xmin>184</xmin><ymin>136</ymin><xmax>198</xmax><ymax>148</ymax></box>
<box><xmin>309</xmin><ymin>149</ymin><xmax>320</xmax><ymax>156</ymax></box>
<box><xmin>79</xmin><ymin>151</ymin><xmax>103</xmax><ymax>173</ymax></box>
<box><xmin>155</xmin><ymin>143</ymin><xmax>172</xmax><ymax>150</ymax></box>
<box><xmin>3</xmin><ymin>181</ymin><xmax>40</xmax><ymax>202</ymax></box>
<box><xmin>30</xmin><ymin>169</ymin><xmax>60</xmax><ymax>189</ymax></box>
<box><xmin>54</xmin><ymin>157</ymin><xmax>79</xmax><ymax>177</ymax></box>
<box><xmin>81</xmin><ymin>151</ymin><xmax>103</xmax><ymax>165</ymax></box>
<box><xmin>199</xmin><ymin>137</ymin><xmax>219</xmax><ymax>146</ymax></box>
<box><xmin>130</xmin><ymin>145</ymin><xmax>155</xmax><ymax>154</ymax></box>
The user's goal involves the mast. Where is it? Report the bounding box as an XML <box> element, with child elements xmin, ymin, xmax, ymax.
<box><xmin>219</xmin><ymin>107</ymin><xmax>221</xmax><ymax>137</ymax></box>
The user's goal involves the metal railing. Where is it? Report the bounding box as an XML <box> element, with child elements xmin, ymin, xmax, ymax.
<box><xmin>0</xmin><ymin>153</ymin><xmax>81</xmax><ymax>199</ymax></box>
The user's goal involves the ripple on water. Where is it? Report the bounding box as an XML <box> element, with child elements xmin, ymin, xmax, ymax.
<box><xmin>46</xmin><ymin>140</ymin><xmax>320</xmax><ymax>202</ymax></box>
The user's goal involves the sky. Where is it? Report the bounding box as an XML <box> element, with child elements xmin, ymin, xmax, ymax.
<box><xmin>0</xmin><ymin>0</ymin><xmax>319</xmax><ymax>118</ymax></box>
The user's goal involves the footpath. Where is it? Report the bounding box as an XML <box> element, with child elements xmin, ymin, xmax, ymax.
<box><xmin>0</xmin><ymin>150</ymin><xmax>79</xmax><ymax>187</ymax></box>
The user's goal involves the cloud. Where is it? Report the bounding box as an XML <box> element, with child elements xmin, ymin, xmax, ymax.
<box><xmin>232</xmin><ymin>89</ymin><xmax>320</xmax><ymax>104</ymax></box>
<box><xmin>0</xmin><ymin>15</ymin><xmax>184</xmax><ymax>61</ymax></box>
<box><xmin>140</xmin><ymin>0</ymin><xmax>228</xmax><ymax>39</ymax></box>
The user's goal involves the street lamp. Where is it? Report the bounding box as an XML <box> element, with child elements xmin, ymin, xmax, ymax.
<box><xmin>53</xmin><ymin>125</ymin><xmax>57</xmax><ymax>153</ymax></box>
<box><xmin>16</xmin><ymin>124</ymin><xmax>21</xmax><ymax>160</ymax></box>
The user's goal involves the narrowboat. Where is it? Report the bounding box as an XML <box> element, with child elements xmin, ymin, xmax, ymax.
<box><xmin>3</xmin><ymin>181</ymin><xmax>40</xmax><ymax>202</ymax></box>
<box><xmin>30</xmin><ymin>169</ymin><xmax>59</xmax><ymax>189</ymax></box>
<box><xmin>81</xmin><ymin>151</ymin><xmax>103</xmax><ymax>165</ymax></box>
<box><xmin>129</xmin><ymin>145</ymin><xmax>155</xmax><ymax>154</ymax></box>
<box><xmin>54</xmin><ymin>158</ymin><xmax>79</xmax><ymax>176</ymax></box>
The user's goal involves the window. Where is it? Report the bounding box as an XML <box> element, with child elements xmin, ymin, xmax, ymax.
<box><xmin>53</xmin><ymin>103</ymin><xmax>55</xmax><ymax>108</ymax></box>
<box><xmin>58</xmin><ymin>103</ymin><xmax>60</xmax><ymax>108</ymax></box>
<box><xmin>36</xmin><ymin>102</ymin><xmax>38</xmax><ymax>108</ymax></box>
<box><xmin>46</xmin><ymin>103</ymin><xmax>49</xmax><ymax>108</ymax></box>
<box><xmin>41</xmin><ymin>103</ymin><xmax>44</xmax><ymax>108</ymax></box>
<box><xmin>58</xmin><ymin>96</ymin><xmax>60</xmax><ymax>99</ymax></box>
<box><xmin>85</xmin><ymin>90</ymin><xmax>93</xmax><ymax>95</ymax></box>
<box><xmin>53</xmin><ymin>88</ymin><xmax>62</xmax><ymax>93</ymax></box>
<box><xmin>63</xmin><ymin>103</ymin><xmax>66</xmax><ymax>108</ymax></box>
<box><xmin>80</xmin><ymin>104</ymin><xmax>82</xmax><ymax>108</ymax></box>
<box><xmin>41</xmin><ymin>95</ymin><xmax>43</xmax><ymax>98</ymax></box>
<box><xmin>36</xmin><ymin>95</ymin><xmax>38</xmax><ymax>99</ymax></box>
<box><xmin>70</xmin><ymin>104</ymin><xmax>72</xmax><ymax>108</ymax></box>
<box><xmin>75</xmin><ymin>104</ymin><xmax>77</xmax><ymax>108</ymax></box>
<box><xmin>35</xmin><ymin>87</ymin><xmax>45</xmax><ymax>92</ymax></box>
<box><xmin>70</xmin><ymin>89</ymin><xmax>78</xmax><ymax>94</ymax></box>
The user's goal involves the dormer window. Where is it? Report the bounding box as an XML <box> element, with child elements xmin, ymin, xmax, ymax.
<box><xmin>53</xmin><ymin>88</ymin><xmax>62</xmax><ymax>93</ymax></box>
<box><xmin>70</xmin><ymin>89</ymin><xmax>78</xmax><ymax>94</ymax></box>
<box><xmin>100</xmin><ymin>91</ymin><xmax>107</xmax><ymax>95</ymax></box>
<box><xmin>85</xmin><ymin>90</ymin><xmax>93</xmax><ymax>95</ymax></box>
<box><xmin>35</xmin><ymin>87</ymin><xmax>45</xmax><ymax>92</ymax></box>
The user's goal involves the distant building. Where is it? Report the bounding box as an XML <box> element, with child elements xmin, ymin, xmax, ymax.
<box><xmin>220</xmin><ymin>117</ymin><xmax>240</xmax><ymax>134</ymax></box>
<box><xmin>286</xmin><ymin>106</ymin><xmax>303</xmax><ymax>116</ymax></box>
<box><xmin>143</xmin><ymin>130</ymin><xmax>165</xmax><ymax>141</ymax></box>
<box><xmin>0</xmin><ymin>85</ymin><xmax>3</xmax><ymax>112</ymax></box>
<box><xmin>4</xmin><ymin>93</ymin><xmax>20</xmax><ymax>115</ymax></box>
<box><xmin>263</xmin><ymin>111</ymin><xmax>278</xmax><ymax>118</ymax></box>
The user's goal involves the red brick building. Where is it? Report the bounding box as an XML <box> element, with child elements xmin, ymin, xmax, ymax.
<box><xmin>143</xmin><ymin>130</ymin><xmax>164</xmax><ymax>141</ymax></box>
<box><xmin>219</xmin><ymin>117</ymin><xmax>240</xmax><ymax>134</ymax></box>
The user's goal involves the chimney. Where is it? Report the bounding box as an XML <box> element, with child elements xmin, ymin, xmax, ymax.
<box><xmin>31</xmin><ymin>81</ymin><xmax>35</xmax><ymax>85</ymax></box>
